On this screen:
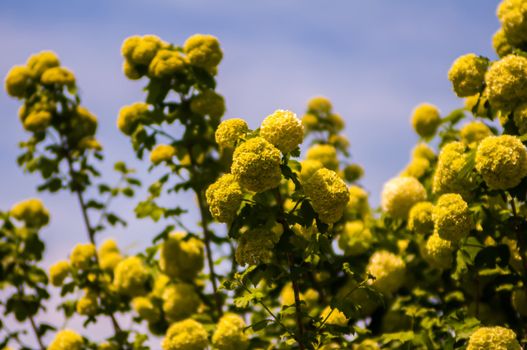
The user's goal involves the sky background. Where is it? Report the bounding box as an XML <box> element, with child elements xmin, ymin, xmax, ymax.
<box><xmin>1</xmin><ymin>0</ymin><xmax>500</xmax><ymax>348</ymax></box>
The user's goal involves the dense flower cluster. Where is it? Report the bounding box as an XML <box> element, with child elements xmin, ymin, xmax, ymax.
<box><xmin>433</xmin><ymin>193</ymin><xmax>472</xmax><ymax>242</ymax></box>
<box><xmin>448</xmin><ymin>54</ymin><xmax>489</xmax><ymax>97</ymax></box>
<box><xmin>10</xmin><ymin>198</ymin><xmax>50</xmax><ymax>228</ymax></box>
<box><xmin>407</xmin><ymin>201</ymin><xmax>434</xmax><ymax>235</ymax></box>
<box><xmin>159</xmin><ymin>231</ymin><xmax>204</xmax><ymax>281</ymax></box>
<box><xmin>433</xmin><ymin>141</ymin><xmax>476</xmax><ymax>198</ymax></box>
<box><xmin>70</xmin><ymin>243</ymin><xmax>96</xmax><ymax>270</ymax></box>
<box><xmin>366</xmin><ymin>250</ymin><xmax>406</xmax><ymax>295</ymax></box>
<box><xmin>48</xmin><ymin>329</ymin><xmax>83</xmax><ymax>350</ymax></box>
<box><xmin>161</xmin><ymin>318</ymin><xmax>209</xmax><ymax>350</ymax></box>
<box><xmin>423</xmin><ymin>233</ymin><xmax>454</xmax><ymax>269</ymax></box>
<box><xmin>211</xmin><ymin>313</ymin><xmax>249</xmax><ymax>350</ymax></box>
<box><xmin>260</xmin><ymin>109</ymin><xmax>304</xmax><ymax>153</ymax></box>
<box><xmin>306</xmin><ymin>144</ymin><xmax>339</xmax><ymax>170</ymax></box>
<box><xmin>113</xmin><ymin>256</ymin><xmax>149</xmax><ymax>296</ymax></box>
<box><xmin>485</xmin><ymin>54</ymin><xmax>527</xmax><ymax>110</ymax></box>
<box><xmin>235</xmin><ymin>228</ymin><xmax>276</xmax><ymax>266</ymax></box>
<box><xmin>49</xmin><ymin>260</ymin><xmax>70</xmax><ymax>286</ymax></box>
<box><xmin>150</xmin><ymin>144</ymin><xmax>176</xmax><ymax>164</ymax></box>
<box><xmin>381</xmin><ymin>176</ymin><xmax>427</xmax><ymax>220</ymax></box>
<box><xmin>206</xmin><ymin>174</ymin><xmax>243</xmax><ymax>223</ymax></box>
<box><xmin>410</xmin><ymin>103</ymin><xmax>441</xmax><ymax>138</ymax></box>
<box><xmin>459</xmin><ymin>121</ymin><xmax>492</xmax><ymax>146</ymax></box>
<box><xmin>466</xmin><ymin>326</ymin><xmax>521</xmax><ymax>350</ymax></box>
<box><xmin>162</xmin><ymin>283</ymin><xmax>201</xmax><ymax>322</ymax></box>
<box><xmin>215</xmin><ymin>118</ymin><xmax>248</xmax><ymax>149</ymax></box>
<box><xmin>338</xmin><ymin>220</ymin><xmax>373</xmax><ymax>256</ymax></box>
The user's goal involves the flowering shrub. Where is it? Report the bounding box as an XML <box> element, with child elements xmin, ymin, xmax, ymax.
<box><xmin>4</xmin><ymin>1</ymin><xmax>527</xmax><ymax>349</ymax></box>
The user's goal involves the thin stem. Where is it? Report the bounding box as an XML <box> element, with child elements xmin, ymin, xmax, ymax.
<box><xmin>288</xmin><ymin>253</ymin><xmax>306</xmax><ymax>350</ymax></box>
<box><xmin>16</xmin><ymin>287</ymin><xmax>45</xmax><ymax>350</ymax></box>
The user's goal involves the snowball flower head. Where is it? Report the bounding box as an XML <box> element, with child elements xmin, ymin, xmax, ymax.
<box><xmin>70</xmin><ymin>243</ymin><xmax>96</xmax><ymax>270</ymax></box>
<box><xmin>162</xmin><ymin>318</ymin><xmax>209</xmax><ymax>350</ymax></box>
<box><xmin>466</xmin><ymin>326</ymin><xmax>520</xmax><ymax>350</ymax></box>
<box><xmin>41</xmin><ymin>67</ymin><xmax>76</xmax><ymax>88</ymax></box>
<box><xmin>49</xmin><ymin>260</ymin><xmax>70</xmax><ymax>286</ymax></box>
<box><xmin>304</xmin><ymin>168</ymin><xmax>350</xmax><ymax>224</ymax></box>
<box><xmin>475</xmin><ymin>135</ymin><xmax>527</xmax><ymax>190</ymax></box>
<box><xmin>493</xmin><ymin>28</ymin><xmax>513</xmax><ymax>58</ymax></box>
<box><xmin>408</xmin><ymin>201</ymin><xmax>434</xmax><ymax>235</ymax></box>
<box><xmin>460</xmin><ymin>121</ymin><xmax>492</xmax><ymax>146</ymax></box>
<box><xmin>70</xmin><ymin>106</ymin><xmax>98</xmax><ymax>140</ymax></box>
<box><xmin>76</xmin><ymin>289</ymin><xmax>98</xmax><ymax>316</ymax></box>
<box><xmin>162</xmin><ymin>283</ymin><xmax>201</xmax><ymax>322</ymax></box>
<box><xmin>132</xmin><ymin>296</ymin><xmax>160</xmax><ymax>322</ymax></box>
<box><xmin>343</xmin><ymin>163</ymin><xmax>364</xmax><ymax>182</ymax></box>
<box><xmin>411</xmin><ymin>103</ymin><xmax>441</xmax><ymax>138</ymax></box>
<box><xmin>260</xmin><ymin>109</ymin><xmax>304</xmax><ymax>153</ymax></box>
<box><xmin>10</xmin><ymin>198</ymin><xmax>50</xmax><ymax>228</ymax></box>
<box><xmin>117</xmin><ymin>102</ymin><xmax>149</xmax><ymax>135</ymax></box>
<box><xmin>5</xmin><ymin>65</ymin><xmax>32</xmax><ymax>98</ymax></box>
<box><xmin>381</xmin><ymin>176</ymin><xmax>427</xmax><ymax>220</ymax></box>
<box><xmin>212</xmin><ymin>313</ymin><xmax>250</xmax><ymax>350</ymax></box>
<box><xmin>299</xmin><ymin>159</ymin><xmax>324</xmax><ymax>183</ymax></box>
<box><xmin>338</xmin><ymin>220</ymin><xmax>372</xmax><ymax>256</ymax></box>
<box><xmin>433</xmin><ymin>141</ymin><xmax>476</xmax><ymax>198</ymax></box>
<box><xmin>366</xmin><ymin>250</ymin><xmax>406</xmax><ymax>295</ymax></box>
<box><xmin>424</xmin><ymin>233</ymin><xmax>454</xmax><ymax>269</ymax></box>
<box><xmin>307</xmin><ymin>96</ymin><xmax>333</xmax><ymax>114</ymax></box>
<box><xmin>206</xmin><ymin>174</ymin><xmax>243</xmax><ymax>223</ymax></box>
<box><xmin>497</xmin><ymin>0</ymin><xmax>527</xmax><ymax>46</ymax></box>
<box><xmin>231</xmin><ymin>137</ymin><xmax>282</xmax><ymax>192</ymax></box>
<box><xmin>235</xmin><ymin>228</ymin><xmax>276</xmax><ymax>266</ymax></box>
<box><xmin>400</xmin><ymin>157</ymin><xmax>430</xmax><ymax>179</ymax></box>
<box><xmin>215</xmin><ymin>118</ymin><xmax>248</xmax><ymax>149</ymax></box>
<box><xmin>448</xmin><ymin>54</ymin><xmax>489</xmax><ymax>97</ymax></box>
<box><xmin>149</xmin><ymin>49</ymin><xmax>186</xmax><ymax>78</ymax></box>
<box><xmin>159</xmin><ymin>231</ymin><xmax>204</xmax><ymax>281</ymax></box>
<box><xmin>98</xmin><ymin>239</ymin><xmax>123</xmax><ymax>271</ymax></box>
<box><xmin>183</xmin><ymin>34</ymin><xmax>223</xmax><ymax>72</ymax></box>
<box><xmin>485</xmin><ymin>54</ymin><xmax>527</xmax><ymax>110</ymax></box>
<box><xmin>412</xmin><ymin>143</ymin><xmax>435</xmax><ymax>162</ymax></box>
<box><xmin>306</xmin><ymin>144</ymin><xmax>339</xmax><ymax>170</ymax></box>
<box><xmin>26</xmin><ymin>50</ymin><xmax>60</xmax><ymax>78</ymax></box>
<box><xmin>23</xmin><ymin>110</ymin><xmax>52</xmax><ymax>132</ymax></box>
<box><xmin>433</xmin><ymin>193</ymin><xmax>472</xmax><ymax>242</ymax></box>
<box><xmin>121</xmin><ymin>35</ymin><xmax>165</xmax><ymax>66</ymax></box>
<box><xmin>150</xmin><ymin>144</ymin><xmax>176</xmax><ymax>164</ymax></box>
<box><xmin>48</xmin><ymin>329</ymin><xmax>83</xmax><ymax>350</ymax></box>
<box><xmin>190</xmin><ymin>89</ymin><xmax>225</xmax><ymax>118</ymax></box>
<box><xmin>113</xmin><ymin>256</ymin><xmax>149</xmax><ymax>296</ymax></box>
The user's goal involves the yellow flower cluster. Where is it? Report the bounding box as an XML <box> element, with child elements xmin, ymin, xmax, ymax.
<box><xmin>10</xmin><ymin>198</ymin><xmax>50</xmax><ymax>228</ymax></box>
<box><xmin>48</xmin><ymin>329</ymin><xmax>83</xmax><ymax>350</ymax></box>
<box><xmin>231</xmin><ymin>137</ymin><xmax>282</xmax><ymax>193</ymax></box>
<box><xmin>113</xmin><ymin>256</ymin><xmax>149</xmax><ymax>296</ymax></box>
<box><xmin>70</xmin><ymin>243</ymin><xmax>96</xmax><ymax>270</ymax></box>
<box><xmin>235</xmin><ymin>228</ymin><xmax>276</xmax><ymax>266</ymax></box>
<box><xmin>49</xmin><ymin>260</ymin><xmax>70</xmax><ymax>286</ymax></box>
<box><xmin>159</xmin><ymin>232</ymin><xmax>204</xmax><ymax>281</ymax></box>
<box><xmin>308</xmin><ymin>96</ymin><xmax>333</xmax><ymax>114</ymax></box>
<box><xmin>76</xmin><ymin>289</ymin><xmax>98</xmax><ymax>316</ymax></box>
<box><xmin>117</xmin><ymin>102</ymin><xmax>150</xmax><ymax>135</ymax></box>
<box><xmin>70</xmin><ymin>106</ymin><xmax>98</xmax><ymax>141</ymax></box>
<box><xmin>4</xmin><ymin>66</ymin><xmax>32</xmax><ymax>98</ymax></box>
<box><xmin>98</xmin><ymin>239</ymin><xmax>123</xmax><ymax>271</ymax></box>
<box><xmin>304</xmin><ymin>168</ymin><xmax>350</xmax><ymax>224</ymax></box>
<box><xmin>485</xmin><ymin>55</ymin><xmax>527</xmax><ymax>110</ymax></box>
<box><xmin>212</xmin><ymin>313</ymin><xmax>250</xmax><ymax>350</ymax></box>
<box><xmin>149</xmin><ymin>49</ymin><xmax>186</xmax><ymax>78</ymax></box>
<box><xmin>206</xmin><ymin>174</ymin><xmax>243</xmax><ymax>223</ymax></box>
<box><xmin>433</xmin><ymin>141</ymin><xmax>476</xmax><ymax>198</ymax></box>
<box><xmin>280</xmin><ymin>283</ymin><xmax>319</xmax><ymax>308</ymax></box>
<box><xmin>338</xmin><ymin>220</ymin><xmax>372</xmax><ymax>256</ymax></box>
<box><xmin>260</xmin><ymin>109</ymin><xmax>304</xmax><ymax>153</ymax></box>
<box><xmin>433</xmin><ymin>193</ymin><xmax>472</xmax><ymax>242</ymax></box>
<box><xmin>497</xmin><ymin>0</ymin><xmax>527</xmax><ymax>46</ymax></box>
<box><xmin>215</xmin><ymin>118</ymin><xmax>248</xmax><ymax>149</ymax></box>
<box><xmin>190</xmin><ymin>89</ymin><xmax>225</xmax><ymax>119</ymax></box>
<box><xmin>367</xmin><ymin>250</ymin><xmax>406</xmax><ymax>295</ymax></box>
<box><xmin>475</xmin><ymin>135</ymin><xmax>527</xmax><ymax>190</ymax></box>
<box><xmin>460</xmin><ymin>121</ymin><xmax>492</xmax><ymax>146</ymax></box>
<box><xmin>23</xmin><ymin>110</ymin><xmax>52</xmax><ymax>132</ymax></box>
<box><xmin>343</xmin><ymin>163</ymin><xmax>364</xmax><ymax>182</ymax></box>
<box><xmin>132</xmin><ymin>296</ymin><xmax>160</xmax><ymax>322</ymax></box>
<box><xmin>150</xmin><ymin>144</ymin><xmax>176</xmax><ymax>164</ymax></box>
<box><xmin>320</xmin><ymin>306</ymin><xmax>348</xmax><ymax>327</ymax></box>
<box><xmin>492</xmin><ymin>28</ymin><xmax>513</xmax><ymax>58</ymax></box>
<box><xmin>41</xmin><ymin>66</ymin><xmax>75</xmax><ymax>88</ymax></box>
<box><xmin>411</xmin><ymin>103</ymin><xmax>441</xmax><ymax>138</ymax></box>
<box><xmin>27</xmin><ymin>51</ymin><xmax>60</xmax><ymax>78</ymax></box>
<box><xmin>467</xmin><ymin>326</ymin><xmax>521</xmax><ymax>350</ymax></box>
<box><xmin>448</xmin><ymin>54</ymin><xmax>489</xmax><ymax>97</ymax></box>
<box><xmin>381</xmin><ymin>177</ymin><xmax>427</xmax><ymax>220</ymax></box>
<box><xmin>400</xmin><ymin>156</ymin><xmax>430</xmax><ymax>179</ymax></box>
<box><xmin>345</xmin><ymin>185</ymin><xmax>370</xmax><ymax>219</ymax></box>
<box><xmin>183</xmin><ymin>34</ymin><xmax>223</xmax><ymax>73</ymax></box>
<box><xmin>408</xmin><ymin>201</ymin><xmax>434</xmax><ymax>235</ymax></box>
<box><xmin>306</xmin><ymin>144</ymin><xmax>339</xmax><ymax>171</ymax></box>
<box><xmin>299</xmin><ymin>160</ymin><xmax>324</xmax><ymax>183</ymax></box>
<box><xmin>162</xmin><ymin>318</ymin><xmax>209</xmax><ymax>350</ymax></box>
<box><xmin>162</xmin><ymin>283</ymin><xmax>201</xmax><ymax>322</ymax></box>
<box><xmin>424</xmin><ymin>233</ymin><xmax>454</xmax><ymax>269</ymax></box>
<box><xmin>412</xmin><ymin>143</ymin><xmax>435</xmax><ymax>161</ymax></box>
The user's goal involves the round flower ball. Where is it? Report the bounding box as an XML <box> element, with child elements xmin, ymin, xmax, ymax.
<box><xmin>48</xmin><ymin>329</ymin><xmax>84</xmax><ymax>350</ymax></box>
<box><xmin>400</xmin><ymin>157</ymin><xmax>430</xmax><ymax>179</ymax></box>
<box><xmin>212</xmin><ymin>313</ymin><xmax>249</xmax><ymax>350</ymax></box>
<box><xmin>460</xmin><ymin>121</ymin><xmax>492</xmax><ymax>146</ymax></box>
<box><xmin>190</xmin><ymin>90</ymin><xmax>225</xmax><ymax>119</ymax></box>
<box><xmin>10</xmin><ymin>198</ymin><xmax>50</xmax><ymax>228</ymax></box>
<box><xmin>231</xmin><ymin>137</ymin><xmax>282</xmax><ymax>193</ymax></box>
<box><xmin>408</xmin><ymin>201</ymin><xmax>434</xmax><ymax>235</ymax></box>
<box><xmin>150</xmin><ymin>144</ymin><xmax>176</xmax><ymax>164</ymax></box>
<box><xmin>121</xmin><ymin>35</ymin><xmax>165</xmax><ymax>67</ymax></box>
<box><xmin>466</xmin><ymin>326</ymin><xmax>521</xmax><ymax>350</ymax></box>
<box><xmin>448</xmin><ymin>54</ymin><xmax>489</xmax><ymax>97</ymax></box>
<box><xmin>432</xmin><ymin>141</ymin><xmax>476</xmax><ymax>197</ymax></box>
<box><xmin>49</xmin><ymin>260</ymin><xmax>70</xmax><ymax>287</ymax></box>
<box><xmin>493</xmin><ymin>28</ymin><xmax>513</xmax><ymax>58</ymax></box>
<box><xmin>26</xmin><ymin>50</ymin><xmax>60</xmax><ymax>78</ymax></box>
<box><xmin>76</xmin><ymin>289</ymin><xmax>98</xmax><ymax>316</ymax></box>
<box><xmin>338</xmin><ymin>220</ymin><xmax>372</xmax><ymax>256</ymax></box>
<box><xmin>307</xmin><ymin>96</ymin><xmax>333</xmax><ymax>114</ymax></box>
<box><xmin>260</xmin><ymin>109</ymin><xmax>304</xmax><ymax>154</ymax></box>
<box><xmin>366</xmin><ymin>250</ymin><xmax>406</xmax><ymax>295</ymax></box>
<box><xmin>23</xmin><ymin>110</ymin><xmax>52</xmax><ymax>132</ymax></box>
<box><xmin>433</xmin><ymin>193</ymin><xmax>472</xmax><ymax>242</ymax></box>
<box><xmin>206</xmin><ymin>174</ymin><xmax>243</xmax><ymax>223</ymax></box>
<box><xmin>113</xmin><ymin>256</ymin><xmax>149</xmax><ymax>297</ymax></box>
<box><xmin>162</xmin><ymin>283</ymin><xmax>201</xmax><ymax>322</ymax></box>
<box><xmin>117</xmin><ymin>102</ymin><xmax>149</xmax><ymax>135</ymax></box>
<box><xmin>497</xmin><ymin>0</ymin><xmax>527</xmax><ymax>46</ymax></box>
<box><xmin>162</xmin><ymin>318</ymin><xmax>209</xmax><ymax>350</ymax></box>
<box><xmin>132</xmin><ymin>296</ymin><xmax>160</xmax><ymax>323</ymax></box>
<box><xmin>485</xmin><ymin>55</ymin><xmax>527</xmax><ymax>110</ymax></box>
<box><xmin>148</xmin><ymin>49</ymin><xmax>186</xmax><ymax>78</ymax></box>
<box><xmin>343</xmin><ymin>163</ymin><xmax>364</xmax><ymax>182</ymax></box>
<box><xmin>70</xmin><ymin>243</ymin><xmax>96</xmax><ymax>270</ymax></box>
<box><xmin>475</xmin><ymin>135</ymin><xmax>527</xmax><ymax>190</ymax></box>
<box><xmin>299</xmin><ymin>159</ymin><xmax>324</xmax><ymax>183</ymax></box>
<box><xmin>183</xmin><ymin>34</ymin><xmax>223</xmax><ymax>72</ymax></box>
<box><xmin>306</xmin><ymin>144</ymin><xmax>339</xmax><ymax>170</ymax></box>
<box><xmin>424</xmin><ymin>233</ymin><xmax>454</xmax><ymax>269</ymax></box>
<box><xmin>98</xmin><ymin>239</ymin><xmax>123</xmax><ymax>271</ymax></box>
<box><xmin>4</xmin><ymin>65</ymin><xmax>33</xmax><ymax>98</ymax></box>
<box><xmin>411</xmin><ymin>103</ymin><xmax>441</xmax><ymax>138</ymax></box>
<box><xmin>159</xmin><ymin>231</ymin><xmax>204</xmax><ymax>281</ymax></box>
<box><xmin>412</xmin><ymin>143</ymin><xmax>435</xmax><ymax>162</ymax></box>
<box><xmin>304</xmin><ymin>168</ymin><xmax>350</xmax><ymax>224</ymax></box>
<box><xmin>41</xmin><ymin>66</ymin><xmax>76</xmax><ymax>88</ymax></box>
<box><xmin>381</xmin><ymin>177</ymin><xmax>427</xmax><ymax>220</ymax></box>
<box><xmin>215</xmin><ymin>118</ymin><xmax>248</xmax><ymax>149</ymax></box>
<box><xmin>235</xmin><ymin>228</ymin><xmax>276</xmax><ymax>266</ymax></box>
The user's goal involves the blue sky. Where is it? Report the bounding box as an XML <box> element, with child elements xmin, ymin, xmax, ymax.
<box><xmin>1</xmin><ymin>0</ymin><xmax>500</xmax><ymax>347</ymax></box>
